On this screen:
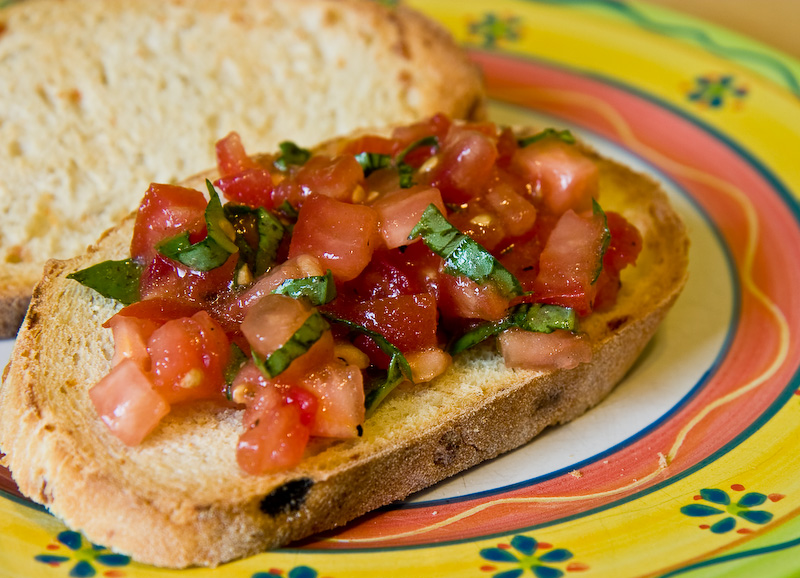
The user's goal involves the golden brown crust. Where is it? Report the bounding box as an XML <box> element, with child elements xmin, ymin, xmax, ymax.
<box><xmin>0</xmin><ymin>136</ymin><xmax>688</xmax><ymax>568</ymax></box>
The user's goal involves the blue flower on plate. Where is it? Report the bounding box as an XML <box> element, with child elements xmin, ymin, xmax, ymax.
<box><xmin>468</xmin><ymin>13</ymin><xmax>522</xmax><ymax>48</ymax></box>
<box><xmin>253</xmin><ymin>566</ymin><xmax>320</xmax><ymax>578</ymax></box>
<box><xmin>687</xmin><ymin>74</ymin><xmax>748</xmax><ymax>108</ymax></box>
<box><xmin>34</xmin><ymin>530</ymin><xmax>130</xmax><ymax>577</ymax></box>
<box><xmin>681</xmin><ymin>487</ymin><xmax>774</xmax><ymax>533</ymax></box>
<box><xmin>480</xmin><ymin>535</ymin><xmax>577</xmax><ymax>578</ymax></box>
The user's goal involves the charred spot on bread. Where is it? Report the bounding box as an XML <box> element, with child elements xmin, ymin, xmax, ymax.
<box><xmin>433</xmin><ymin>430</ymin><xmax>463</xmax><ymax>467</ymax></box>
<box><xmin>260</xmin><ymin>478</ymin><xmax>314</xmax><ymax>517</ymax></box>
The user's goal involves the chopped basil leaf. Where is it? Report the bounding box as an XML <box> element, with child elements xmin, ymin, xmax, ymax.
<box><xmin>397</xmin><ymin>163</ymin><xmax>414</xmax><ymax>189</ymax></box>
<box><xmin>67</xmin><ymin>258</ymin><xmax>142</xmax><ymax>305</ymax></box>
<box><xmin>224</xmin><ymin>343</ymin><xmax>248</xmax><ymax>400</ymax></box>
<box><xmin>252</xmin><ymin>311</ymin><xmax>329</xmax><ymax>378</ymax></box>
<box><xmin>274</xmin><ymin>141</ymin><xmax>311</xmax><ymax>171</ymax></box>
<box><xmin>224</xmin><ymin>204</ymin><xmax>285</xmax><ymax>277</ymax></box>
<box><xmin>157</xmin><ymin>181</ymin><xmax>239</xmax><ymax>271</ymax></box>
<box><xmin>273</xmin><ymin>270</ymin><xmax>336</xmax><ymax>306</ymax></box>
<box><xmin>449</xmin><ymin>303</ymin><xmax>577</xmax><ymax>355</ymax></box>
<box><xmin>321</xmin><ymin>312</ymin><xmax>413</xmax><ymax>416</ymax></box>
<box><xmin>277</xmin><ymin>200</ymin><xmax>299</xmax><ymax>220</ymax></box>
<box><xmin>517</xmin><ymin>128</ymin><xmax>576</xmax><ymax>148</ymax></box>
<box><xmin>592</xmin><ymin>198</ymin><xmax>611</xmax><ymax>283</ymax></box>
<box><xmin>396</xmin><ymin>135</ymin><xmax>439</xmax><ymax>165</ymax></box>
<box><xmin>409</xmin><ymin>204</ymin><xmax>523</xmax><ymax>298</ymax></box>
<box><xmin>354</xmin><ymin>152</ymin><xmax>392</xmax><ymax>177</ymax></box>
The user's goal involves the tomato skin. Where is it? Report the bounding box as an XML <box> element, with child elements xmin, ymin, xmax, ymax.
<box><xmin>510</xmin><ymin>140</ymin><xmax>598</xmax><ymax>215</ymax></box>
<box><xmin>288</xmin><ymin>194</ymin><xmax>379</xmax><ymax>282</ymax></box>
<box><xmin>498</xmin><ymin>328</ymin><xmax>592</xmax><ymax>370</ymax></box>
<box><xmin>391</xmin><ymin>113</ymin><xmax>452</xmax><ymax>158</ymax></box>
<box><xmin>237</xmin><ymin>401</ymin><xmax>312</xmax><ymax>475</ymax></box>
<box><xmin>109</xmin><ymin>298</ymin><xmax>202</xmax><ymax>326</ymax></box>
<box><xmin>438</xmin><ymin>274</ymin><xmax>509</xmax><ymax>322</ymax></box>
<box><xmin>107</xmin><ymin>315</ymin><xmax>160</xmax><ymax>370</ymax></box>
<box><xmin>215</xmin><ymin>168</ymin><xmax>274</xmax><ymax>208</ymax></box>
<box><xmin>371</xmin><ymin>186</ymin><xmax>446</xmax><ymax>250</ymax></box>
<box><xmin>341</xmin><ymin>135</ymin><xmax>396</xmax><ymax>156</ymax></box>
<box><xmin>272</xmin><ymin>155</ymin><xmax>364</xmax><ymax>208</ymax></box>
<box><xmin>130</xmin><ymin>183</ymin><xmax>207</xmax><ymax>265</ymax></box>
<box><xmin>147</xmin><ymin>311</ymin><xmax>230</xmax><ymax>404</ymax></box>
<box><xmin>139</xmin><ymin>252</ymin><xmax>238</xmax><ymax>308</ymax></box>
<box><xmin>301</xmin><ymin>360</ymin><xmax>364</xmax><ymax>438</ymax></box>
<box><xmin>532</xmin><ymin>209</ymin><xmax>608</xmax><ymax>316</ymax></box>
<box><xmin>89</xmin><ymin>359</ymin><xmax>170</xmax><ymax>446</ymax></box>
<box><xmin>603</xmin><ymin>211</ymin><xmax>643</xmax><ymax>273</ymax></box>
<box><xmin>216</xmin><ymin>131</ymin><xmax>260</xmax><ymax>178</ymax></box>
<box><xmin>427</xmin><ymin>127</ymin><xmax>498</xmax><ymax>204</ymax></box>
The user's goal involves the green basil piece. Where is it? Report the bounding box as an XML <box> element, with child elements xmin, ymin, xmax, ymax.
<box><xmin>592</xmin><ymin>198</ymin><xmax>611</xmax><ymax>284</ymax></box>
<box><xmin>409</xmin><ymin>204</ymin><xmax>523</xmax><ymax>298</ymax></box>
<box><xmin>252</xmin><ymin>311</ymin><xmax>329</xmax><ymax>378</ymax></box>
<box><xmin>517</xmin><ymin>128</ymin><xmax>576</xmax><ymax>148</ymax></box>
<box><xmin>397</xmin><ymin>163</ymin><xmax>415</xmax><ymax>189</ymax></box>
<box><xmin>321</xmin><ymin>312</ymin><xmax>413</xmax><ymax>416</ymax></box>
<box><xmin>273</xmin><ymin>270</ymin><xmax>336</xmax><ymax>306</ymax></box>
<box><xmin>157</xmin><ymin>181</ymin><xmax>239</xmax><ymax>271</ymax></box>
<box><xmin>448</xmin><ymin>303</ymin><xmax>577</xmax><ymax>355</ymax></box>
<box><xmin>224</xmin><ymin>204</ymin><xmax>285</xmax><ymax>277</ymax></box>
<box><xmin>67</xmin><ymin>258</ymin><xmax>142</xmax><ymax>305</ymax></box>
<box><xmin>274</xmin><ymin>141</ymin><xmax>311</xmax><ymax>171</ymax></box>
<box><xmin>354</xmin><ymin>152</ymin><xmax>392</xmax><ymax>177</ymax></box>
<box><xmin>396</xmin><ymin>135</ymin><xmax>439</xmax><ymax>165</ymax></box>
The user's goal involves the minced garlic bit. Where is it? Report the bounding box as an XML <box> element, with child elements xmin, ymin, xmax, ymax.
<box><xmin>179</xmin><ymin>368</ymin><xmax>204</xmax><ymax>389</ymax></box>
<box><xmin>231</xmin><ymin>383</ymin><xmax>256</xmax><ymax>405</ymax></box>
<box><xmin>470</xmin><ymin>213</ymin><xmax>493</xmax><ymax>227</ymax></box>
<box><xmin>366</xmin><ymin>190</ymin><xmax>380</xmax><ymax>203</ymax></box>
<box><xmin>218</xmin><ymin>217</ymin><xmax>237</xmax><ymax>242</ymax></box>
<box><xmin>236</xmin><ymin>264</ymin><xmax>254</xmax><ymax>286</ymax></box>
<box><xmin>351</xmin><ymin>185</ymin><xmax>366</xmax><ymax>204</ymax></box>
<box><xmin>418</xmin><ymin>155</ymin><xmax>439</xmax><ymax>174</ymax></box>
<box><xmin>334</xmin><ymin>343</ymin><xmax>370</xmax><ymax>369</ymax></box>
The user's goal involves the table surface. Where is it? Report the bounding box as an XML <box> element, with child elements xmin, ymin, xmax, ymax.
<box><xmin>641</xmin><ymin>0</ymin><xmax>800</xmax><ymax>60</ymax></box>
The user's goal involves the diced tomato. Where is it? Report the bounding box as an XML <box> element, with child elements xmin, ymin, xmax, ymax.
<box><xmin>532</xmin><ymin>209</ymin><xmax>608</xmax><ymax>316</ymax></box>
<box><xmin>109</xmin><ymin>298</ymin><xmax>202</xmax><ymax>326</ymax></box>
<box><xmin>130</xmin><ymin>183</ymin><xmax>207</xmax><ymax>265</ymax></box>
<box><xmin>272</xmin><ymin>155</ymin><xmax>364</xmax><ymax>208</ymax></box>
<box><xmin>603</xmin><ymin>211</ymin><xmax>643</xmax><ymax>273</ymax></box>
<box><xmin>370</xmin><ymin>186</ymin><xmax>446</xmax><ymax>249</ymax></box>
<box><xmin>211</xmin><ymin>254</ymin><xmax>325</xmax><ymax>330</ymax></box>
<box><xmin>341</xmin><ymin>135</ymin><xmax>396</xmax><ymax>156</ymax></box>
<box><xmin>337</xmin><ymin>246</ymin><xmax>438</xmax><ymax>302</ymax></box>
<box><xmin>426</xmin><ymin>127</ymin><xmax>498</xmax><ymax>204</ymax></box>
<box><xmin>147</xmin><ymin>311</ymin><xmax>230</xmax><ymax>404</ymax></box>
<box><xmin>438</xmin><ymin>273</ymin><xmax>509</xmax><ymax>322</ymax></box>
<box><xmin>482</xmin><ymin>170</ymin><xmax>537</xmax><ymax>238</ymax></box>
<box><xmin>106</xmin><ymin>315</ymin><xmax>160</xmax><ymax>369</ymax></box>
<box><xmin>89</xmin><ymin>359</ymin><xmax>170</xmax><ymax>446</ymax></box>
<box><xmin>391</xmin><ymin>113</ymin><xmax>451</xmax><ymax>156</ymax></box>
<box><xmin>405</xmin><ymin>347</ymin><xmax>452</xmax><ymax>383</ymax></box>
<box><xmin>497</xmin><ymin>328</ymin><xmax>592</xmax><ymax>370</ymax></box>
<box><xmin>237</xmin><ymin>399</ymin><xmax>312</xmax><ymax>475</ymax></box>
<box><xmin>511</xmin><ymin>140</ymin><xmax>598</xmax><ymax>215</ymax></box>
<box><xmin>288</xmin><ymin>194</ymin><xmax>379</xmax><ymax>282</ymax></box>
<box><xmin>215</xmin><ymin>168</ymin><xmax>274</xmax><ymax>208</ymax></box>
<box><xmin>495</xmin><ymin>126</ymin><xmax>520</xmax><ymax>167</ymax></box>
<box><xmin>301</xmin><ymin>361</ymin><xmax>364</xmax><ymax>438</ymax></box>
<box><xmin>139</xmin><ymin>252</ymin><xmax>237</xmax><ymax>308</ymax></box>
<box><xmin>241</xmin><ymin>294</ymin><xmax>336</xmax><ymax>382</ymax></box>
<box><xmin>216</xmin><ymin>131</ymin><xmax>260</xmax><ymax>178</ymax></box>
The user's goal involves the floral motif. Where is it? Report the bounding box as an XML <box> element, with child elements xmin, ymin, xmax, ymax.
<box><xmin>34</xmin><ymin>530</ymin><xmax>130</xmax><ymax>577</ymax></box>
<box><xmin>681</xmin><ymin>485</ymin><xmax>775</xmax><ymax>533</ymax></box>
<box><xmin>468</xmin><ymin>13</ymin><xmax>522</xmax><ymax>48</ymax></box>
<box><xmin>479</xmin><ymin>535</ymin><xmax>587</xmax><ymax>578</ymax></box>
<box><xmin>252</xmin><ymin>566</ymin><xmax>326</xmax><ymax>578</ymax></box>
<box><xmin>686</xmin><ymin>74</ymin><xmax>748</xmax><ymax>108</ymax></box>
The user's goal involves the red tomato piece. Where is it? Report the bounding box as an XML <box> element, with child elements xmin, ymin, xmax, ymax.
<box><xmin>215</xmin><ymin>131</ymin><xmax>260</xmax><ymax>178</ymax></box>
<box><xmin>109</xmin><ymin>298</ymin><xmax>202</xmax><ymax>326</ymax></box>
<box><xmin>498</xmin><ymin>328</ymin><xmax>592</xmax><ymax>370</ymax></box>
<box><xmin>390</xmin><ymin>113</ymin><xmax>451</xmax><ymax>156</ymax></box>
<box><xmin>426</xmin><ymin>126</ymin><xmax>498</xmax><ymax>204</ymax></box>
<box><xmin>89</xmin><ymin>359</ymin><xmax>170</xmax><ymax>446</ymax></box>
<box><xmin>215</xmin><ymin>168</ymin><xmax>274</xmax><ymax>208</ymax></box>
<box><xmin>603</xmin><ymin>211</ymin><xmax>643</xmax><ymax>274</ymax></box>
<box><xmin>482</xmin><ymin>170</ymin><xmax>537</xmax><ymax>238</ymax></box>
<box><xmin>272</xmin><ymin>155</ymin><xmax>364</xmax><ymax>208</ymax></box>
<box><xmin>510</xmin><ymin>140</ymin><xmax>598</xmax><ymax>215</ymax></box>
<box><xmin>288</xmin><ymin>194</ymin><xmax>379</xmax><ymax>282</ymax></box>
<box><xmin>371</xmin><ymin>186</ymin><xmax>446</xmax><ymax>249</ymax></box>
<box><xmin>130</xmin><ymin>183</ymin><xmax>207</xmax><ymax>265</ymax></box>
<box><xmin>106</xmin><ymin>315</ymin><xmax>160</xmax><ymax>370</ymax></box>
<box><xmin>532</xmin><ymin>209</ymin><xmax>608</xmax><ymax>316</ymax></box>
<box><xmin>139</xmin><ymin>252</ymin><xmax>237</xmax><ymax>308</ymax></box>
<box><xmin>236</xmin><ymin>401</ymin><xmax>312</xmax><ymax>475</ymax></box>
<box><xmin>341</xmin><ymin>135</ymin><xmax>396</xmax><ymax>156</ymax></box>
<box><xmin>301</xmin><ymin>361</ymin><xmax>365</xmax><ymax>438</ymax></box>
<box><xmin>438</xmin><ymin>274</ymin><xmax>509</xmax><ymax>322</ymax></box>
<box><xmin>147</xmin><ymin>311</ymin><xmax>230</xmax><ymax>404</ymax></box>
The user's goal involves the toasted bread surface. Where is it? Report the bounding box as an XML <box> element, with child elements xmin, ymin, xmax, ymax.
<box><xmin>0</xmin><ymin>0</ymin><xmax>485</xmax><ymax>336</ymax></box>
<box><xmin>0</xmin><ymin>136</ymin><xmax>688</xmax><ymax>567</ymax></box>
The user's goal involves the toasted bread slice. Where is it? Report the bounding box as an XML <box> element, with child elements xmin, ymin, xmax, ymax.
<box><xmin>0</xmin><ymin>0</ymin><xmax>485</xmax><ymax>337</ymax></box>
<box><xmin>0</xmin><ymin>132</ymin><xmax>688</xmax><ymax>568</ymax></box>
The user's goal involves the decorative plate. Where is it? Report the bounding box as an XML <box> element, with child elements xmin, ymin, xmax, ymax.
<box><xmin>3</xmin><ymin>0</ymin><xmax>800</xmax><ymax>576</ymax></box>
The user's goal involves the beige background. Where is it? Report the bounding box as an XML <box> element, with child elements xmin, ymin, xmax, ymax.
<box><xmin>641</xmin><ymin>0</ymin><xmax>800</xmax><ymax>60</ymax></box>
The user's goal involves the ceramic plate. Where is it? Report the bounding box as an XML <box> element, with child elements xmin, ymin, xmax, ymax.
<box><xmin>3</xmin><ymin>1</ymin><xmax>800</xmax><ymax>576</ymax></box>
